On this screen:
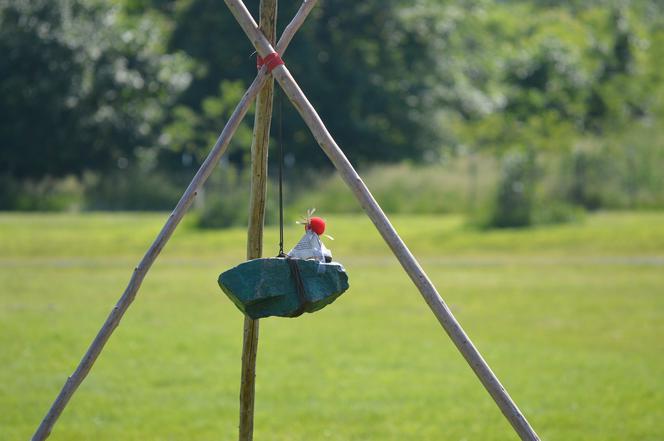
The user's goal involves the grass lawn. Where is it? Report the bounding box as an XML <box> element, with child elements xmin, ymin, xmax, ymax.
<box><xmin>1</xmin><ymin>211</ymin><xmax>663</xmax><ymax>440</ymax></box>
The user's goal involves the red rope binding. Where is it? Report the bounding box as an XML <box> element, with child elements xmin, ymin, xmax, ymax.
<box><xmin>256</xmin><ymin>52</ymin><xmax>284</xmax><ymax>72</ymax></box>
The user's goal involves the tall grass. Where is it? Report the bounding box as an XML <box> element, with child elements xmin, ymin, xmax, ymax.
<box><xmin>2</xmin><ymin>123</ymin><xmax>663</xmax><ymax>230</ymax></box>
<box><xmin>290</xmin><ymin>156</ymin><xmax>499</xmax><ymax>216</ymax></box>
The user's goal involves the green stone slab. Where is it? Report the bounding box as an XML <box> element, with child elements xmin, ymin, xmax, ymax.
<box><xmin>218</xmin><ymin>257</ymin><xmax>349</xmax><ymax>319</ymax></box>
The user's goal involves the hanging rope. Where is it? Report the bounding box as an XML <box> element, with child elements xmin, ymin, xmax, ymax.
<box><xmin>286</xmin><ymin>258</ymin><xmax>308</xmax><ymax>317</ymax></box>
<box><xmin>275</xmin><ymin>88</ymin><xmax>308</xmax><ymax>315</ymax></box>
<box><xmin>277</xmin><ymin>87</ymin><xmax>286</xmax><ymax>257</ymax></box>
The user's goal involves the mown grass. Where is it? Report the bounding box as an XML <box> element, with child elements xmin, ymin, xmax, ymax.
<box><xmin>1</xmin><ymin>211</ymin><xmax>663</xmax><ymax>440</ymax></box>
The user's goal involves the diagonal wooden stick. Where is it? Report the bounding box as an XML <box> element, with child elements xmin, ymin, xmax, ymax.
<box><xmin>222</xmin><ymin>1</ymin><xmax>541</xmax><ymax>440</ymax></box>
<box><xmin>31</xmin><ymin>3</ymin><xmax>317</xmax><ymax>440</ymax></box>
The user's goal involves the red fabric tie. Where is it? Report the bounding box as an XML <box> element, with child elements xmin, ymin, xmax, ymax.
<box><xmin>256</xmin><ymin>52</ymin><xmax>284</xmax><ymax>72</ymax></box>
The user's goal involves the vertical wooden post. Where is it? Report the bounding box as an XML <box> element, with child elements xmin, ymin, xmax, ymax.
<box><xmin>239</xmin><ymin>1</ymin><xmax>277</xmax><ymax>440</ymax></box>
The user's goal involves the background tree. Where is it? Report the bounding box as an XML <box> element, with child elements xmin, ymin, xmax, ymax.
<box><xmin>0</xmin><ymin>0</ymin><xmax>191</xmax><ymax>179</ymax></box>
<box><xmin>1</xmin><ymin>0</ymin><xmax>663</xmax><ymax>218</ymax></box>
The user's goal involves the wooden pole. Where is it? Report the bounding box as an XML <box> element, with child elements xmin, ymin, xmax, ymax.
<box><xmin>239</xmin><ymin>1</ymin><xmax>277</xmax><ymax>440</ymax></box>
<box><xmin>30</xmin><ymin>3</ymin><xmax>316</xmax><ymax>439</ymax></box>
<box><xmin>221</xmin><ymin>1</ymin><xmax>541</xmax><ymax>440</ymax></box>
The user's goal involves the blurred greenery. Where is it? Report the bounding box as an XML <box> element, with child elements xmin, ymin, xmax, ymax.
<box><xmin>1</xmin><ymin>0</ymin><xmax>664</xmax><ymax>227</ymax></box>
<box><xmin>0</xmin><ymin>0</ymin><xmax>192</xmax><ymax>178</ymax></box>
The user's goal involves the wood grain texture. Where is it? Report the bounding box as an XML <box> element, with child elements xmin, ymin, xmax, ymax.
<box><xmin>222</xmin><ymin>1</ymin><xmax>541</xmax><ymax>439</ymax></box>
<box><xmin>245</xmin><ymin>1</ymin><xmax>276</xmax><ymax>260</ymax></box>
<box><xmin>30</xmin><ymin>2</ymin><xmax>317</xmax><ymax>439</ymax></box>
<box><xmin>239</xmin><ymin>1</ymin><xmax>277</xmax><ymax>440</ymax></box>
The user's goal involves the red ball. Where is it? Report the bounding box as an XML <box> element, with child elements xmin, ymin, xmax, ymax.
<box><xmin>307</xmin><ymin>216</ymin><xmax>326</xmax><ymax>235</ymax></box>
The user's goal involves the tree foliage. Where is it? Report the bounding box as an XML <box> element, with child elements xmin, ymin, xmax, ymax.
<box><xmin>1</xmin><ymin>0</ymin><xmax>663</xmax><ymax>183</ymax></box>
<box><xmin>0</xmin><ymin>0</ymin><xmax>191</xmax><ymax>178</ymax></box>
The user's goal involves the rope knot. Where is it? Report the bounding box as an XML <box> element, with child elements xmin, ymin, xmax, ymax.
<box><xmin>256</xmin><ymin>52</ymin><xmax>284</xmax><ymax>72</ymax></box>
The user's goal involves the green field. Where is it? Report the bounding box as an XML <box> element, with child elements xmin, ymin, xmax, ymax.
<box><xmin>1</xmin><ymin>212</ymin><xmax>663</xmax><ymax>440</ymax></box>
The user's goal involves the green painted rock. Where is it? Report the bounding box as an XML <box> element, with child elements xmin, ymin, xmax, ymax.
<box><xmin>218</xmin><ymin>258</ymin><xmax>349</xmax><ymax>319</ymax></box>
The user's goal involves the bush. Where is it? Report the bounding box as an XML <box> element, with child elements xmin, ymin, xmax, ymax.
<box><xmin>532</xmin><ymin>201</ymin><xmax>584</xmax><ymax>225</ymax></box>
<box><xmin>289</xmin><ymin>157</ymin><xmax>499</xmax><ymax>216</ymax></box>
<box><xmin>83</xmin><ymin>168</ymin><xmax>183</xmax><ymax>211</ymax></box>
<box><xmin>196</xmin><ymin>192</ymin><xmax>249</xmax><ymax>229</ymax></box>
<box><xmin>565</xmin><ymin>146</ymin><xmax>611</xmax><ymax>210</ymax></box>
<box><xmin>551</xmin><ymin>125</ymin><xmax>664</xmax><ymax>211</ymax></box>
<box><xmin>0</xmin><ymin>174</ymin><xmax>83</xmax><ymax>211</ymax></box>
<box><xmin>195</xmin><ymin>164</ymin><xmax>279</xmax><ymax>229</ymax></box>
<box><xmin>485</xmin><ymin>151</ymin><xmax>536</xmax><ymax>228</ymax></box>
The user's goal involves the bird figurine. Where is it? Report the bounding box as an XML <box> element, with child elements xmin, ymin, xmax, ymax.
<box><xmin>288</xmin><ymin>208</ymin><xmax>334</xmax><ymax>263</ymax></box>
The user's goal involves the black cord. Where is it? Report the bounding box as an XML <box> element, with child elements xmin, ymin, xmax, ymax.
<box><xmin>277</xmin><ymin>87</ymin><xmax>285</xmax><ymax>258</ymax></box>
<box><xmin>286</xmin><ymin>258</ymin><xmax>308</xmax><ymax>317</ymax></box>
<box><xmin>276</xmin><ymin>91</ymin><xmax>308</xmax><ymax>316</ymax></box>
